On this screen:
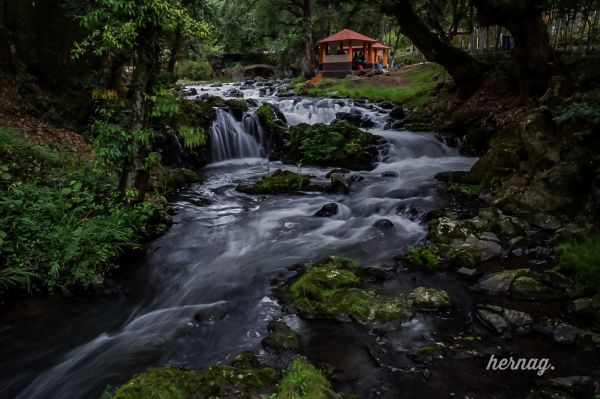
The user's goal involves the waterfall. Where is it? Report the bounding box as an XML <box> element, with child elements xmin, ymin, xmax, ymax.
<box><xmin>209</xmin><ymin>109</ymin><xmax>263</xmax><ymax>162</ymax></box>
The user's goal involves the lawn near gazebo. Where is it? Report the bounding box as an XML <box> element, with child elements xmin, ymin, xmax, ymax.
<box><xmin>298</xmin><ymin>63</ymin><xmax>441</xmax><ymax>108</ymax></box>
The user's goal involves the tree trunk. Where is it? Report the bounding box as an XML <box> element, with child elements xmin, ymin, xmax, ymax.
<box><xmin>129</xmin><ymin>30</ymin><xmax>160</xmax><ymax>203</ymax></box>
<box><xmin>167</xmin><ymin>25</ymin><xmax>182</xmax><ymax>78</ymax></box>
<box><xmin>301</xmin><ymin>0</ymin><xmax>315</xmax><ymax>79</ymax></box>
<box><xmin>379</xmin><ymin>0</ymin><xmax>484</xmax><ymax>99</ymax></box>
<box><xmin>473</xmin><ymin>0</ymin><xmax>558</xmax><ymax>99</ymax></box>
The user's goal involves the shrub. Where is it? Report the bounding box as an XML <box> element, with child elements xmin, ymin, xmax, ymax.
<box><xmin>558</xmin><ymin>235</ymin><xmax>600</xmax><ymax>294</ymax></box>
<box><xmin>176</xmin><ymin>59</ymin><xmax>212</xmax><ymax>81</ymax></box>
<box><xmin>0</xmin><ymin>128</ymin><xmax>169</xmax><ymax>296</ymax></box>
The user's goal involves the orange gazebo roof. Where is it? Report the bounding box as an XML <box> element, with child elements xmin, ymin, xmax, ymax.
<box><xmin>372</xmin><ymin>42</ymin><xmax>391</xmax><ymax>49</ymax></box>
<box><xmin>318</xmin><ymin>29</ymin><xmax>377</xmax><ymax>45</ymax></box>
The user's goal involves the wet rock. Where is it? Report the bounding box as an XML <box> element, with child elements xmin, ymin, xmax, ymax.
<box><xmin>532</xmin><ymin>213</ymin><xmax>562</xmax><ymax>231</ymax></box>
<box><xmin>477</xmin><ymin>309</ymin><xmax>510</xmax><ymax>334</ymax></box>
<box><xmin>541</xmin><ymin>270</ymin><xmax>574</xmax><ymax>289</ymax></box>
<box><xmin>572</xmin><ymin>296</ymin><xmax>600</xmax><ymax>316</ymax></box>
<box><xmin>325</xmin><ymin>168</ymin><xmax>350</xmax><ymax>178</ymax></box>
<box><xmin>471</xmin><ymin>268</ymin><xmax>530</xmax><ymax>296</ymax></box>
<box><xmin>409</xmin><ymin>343</ymin><xmax>442</xmax><ymax>363</ymax></box>
<box><xmin>479</xmin><ymin>232</ymin><xmax>500</xmax><ymax>243</ymax></box>
<box><xmin>373</xmin><ymin>219</ymin><xmax>394</xmax><ymax>229</ymax></box>
<box><xmin>349</xmin><ymin>174</ymin><xmax>365</xmax><ymax>182</ymax></box>
<box><xmin>511</xmin><ymin>276</ymin><xmax>557</xmax><ymax>301</ymax></box>
<box><xmin>315</xmin><ymin>203</ymin><xmax>338</xmax><ymax>217</ymax></box>
<box><xmin>534</xmin><ymin>318</ymin><xmax>580</xmax><ymax>344</ymax></box>
<box><xmin>329</xmin><ymin>173</ymin><xmax>350</xmax><ymax>195</ymax></box>
<box><xmin>225</xmin><ymin>88</ymin><xmax>244</xmax><ymax>98</ymax></box>
<box><xmin>456</xmin><ymin>267</ymin><xmax>478</xmax><ymax>277</ymax></box>
<box><xmin>389</xmin><ymin>106</ymin><xmax>406</xmax><ymax>120</ymax></box>
<box><xmin>540</xmin><ymin>376</ymin><xmax>595</xmax><ymax>397</ymax></box>
<box><xmin>192</xmin><ymin>301</ymin><xmax>229</xmax><ymax>324</ymax></box>
<box><xmin>379</xmin><ymin>101</ymin><xmax>395</xmax><ymax>110</ymax></box>
<box><xmin>407</xmin><ymin>287</ymin><xmax>451</xmax><ymax>310</ymax></box>
<box><xmin>261</xmin><ymin>320</ymin><xmax>300</xmax><ymax>354</ymax></box>
<box><xmin>460</xmin><ymin>235</ymin><xmax>503</xmax><ymax>262</ymax></box>
<box><xmin>381</xmin><ymin>171</ymin><xmax>399</xmax><ymax>178</ymax></box>
<box><xmin>502</xmin><ymin>308</ymin><xmax>534</xmax><ymax>328</ymax></box>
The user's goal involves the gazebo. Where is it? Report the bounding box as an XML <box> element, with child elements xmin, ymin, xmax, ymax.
<box><xmin>372</xmin><ymin>42</ymin><xmax>391</xmax><ymax>69</ymax></box>
<box><xmin>318</xmin><ymin>29</ymin><xmax>383</xmax><ymax>78</ymax></box>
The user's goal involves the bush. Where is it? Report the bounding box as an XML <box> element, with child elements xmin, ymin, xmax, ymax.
<box><xmin>559</xmin><ymin>235</ymin><xmax>600</xmax><ymax>294</ymax></box>
<box><xmin>176</xmin><ymin>59</ymin><xmax>213</xmax><ymax>81</ymax></box>
<box><xmin>0</xmin><ymin>128</ymin><xmax>169</xmax><ymax>296</ymax></box>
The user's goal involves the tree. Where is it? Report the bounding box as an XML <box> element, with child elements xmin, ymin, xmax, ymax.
<box><xmin>473</xmin><ymin>0</ymin><xmax>558</xmax><ymax>98</ymax></box>
<box><xmin>74</xmin><ymin>0</ymin><xmax>210</xmax><ymax>201</ymax></box>
<box><xmin>301</xmin><ymin>0</ymin><xmax>316</xmax><ymax>78</ymax></box>
<box><xmin>376</xmin><ymin>0</ymin><xmax>485</xmax><ymax>98</ymax></box>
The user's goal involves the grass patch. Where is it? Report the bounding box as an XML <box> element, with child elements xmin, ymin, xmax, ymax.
<box><xmin>276</xmin><ymin>358</ymin><xmax>341</xmax><ymax>399</ymax></box>
<box><xmin>298</xmin><ymin>63</ymin><xmax>441</xmax><ymax>108</ymax></box>
<box><xmin>559</xmin><ymin>235</ymin><xmax>600</xmax><ymax>294</ymax></box>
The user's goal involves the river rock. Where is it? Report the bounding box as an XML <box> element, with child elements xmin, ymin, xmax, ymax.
<box><xmin>471</xmin><ymin>268</ymin><xmax>530</xmax><ymax>296</ymax></box>
<box><xmin>511</xmin><ymin>276</ymin><xmax>557</xmax><ymax>300</ymax></box>
<box><xmin>477</xmin><ymin>309</ymin><xmax>510</xmax><ymax>334</ymax></box>
<box><xmin>456</xmin><ymin>267</ymin><xmax>478</xmax><ymax>277</ymax></box>
<box><xmin>532</xmin><ymin>213</ymin><xmax>562</xmax><ymax>231</ymax></box>
<box><xmin>407</xmin><ymin>287</ymin><xmax>451</xmax><ymax>310</ymax></box>
<box><xmin>261</xmin><ymin>320</ymin><xmax>300</xmax><ymax>354</ymax></box>
<box><xmin>315</xmin><ymin>203</ymin><xmax>338</xmax><ymax>217</ymax></box>
<box><xmin>533</xmin><ymin>318</ymin><xmax>580</xmax><ymax>344</ymax></box>
<box><xmin>478</xmin><ymin>232</ymin><xmax>500</xmax><ymax>243</ymax></box>
<box><xmin>540</xmin><ymin>376</ymin><xmax>595</xmax><ymax>397</ymax></box>
<box><xmin>325</xmin><ymin>168</ymin><xmax>350</xmax><ymax>178</ymax></box>
<box><xmin>389</xmin><ymin>106</ymin><xmax>406</xmax><ymax>120</ymax></box>
<box><xmin>225</xmin><ymin>88</ymin><xmax>244</xmax><ymax>98</ymax></box>
<box><xmin>350</xmin><ymin>174</ymin><xmax>365</xmax><ymax>182</ymax></box>
<box><xmin>210</xmin><ymin>82</ymin><xmax>223</xmax><ymax>87</ymax></box>
<box><xmin>329</xmin><ymin>173</ymin><xmax>350</xmax><ymax>194</ymax></box>
<box><xmin>373</xmin><ymin>219</ymin><xmax>394</xmax><ymax>229</ymax></box>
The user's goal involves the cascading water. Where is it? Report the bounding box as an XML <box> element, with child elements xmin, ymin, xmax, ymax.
<box><xmin>209</xmin><ymin>109</ymin><xmax>263</xmax><ymax>161</ymax></box>
<box><xmin>2</xmin><ymin>82</ymin><xmax>481</xmax><ymax>399</ymax></box>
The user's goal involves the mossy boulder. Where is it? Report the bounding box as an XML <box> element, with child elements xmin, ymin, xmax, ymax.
<box><xmin>112</xmin><ymin>355</ymin><xmax>277</xmax><ymax>399</ymax></box>
<box><xmin>152</xmin><ymin>166</ymin><xmax>200</xmax><ymax>196</ymax></box>
<box><xmin>236</xmin><ymin>169</ymin><xmax>311</xmax><ymax>195</ymax></box>
<box><xmin>255</xmin><ymin>103</ymin><xmax>288</xmax><ymax>159</ymax></box>
<box><xmin>284</xmin><ymin>123</ymin><xmax>379</xmax><ymax>170</ymax></box>
<box><xmin>224</xmin><ymin>99</ymin><xmax>249</xmax><ymax>120</ymax></box>
<box><xmin>287</xmin><ymin>256</ymin><xmax>450</xmax><ymax>324</ymax></box>
<box><xmin>262</xmin><ymin>320</ymin><xmax>301</xmax><ymax>354</ymax></box>
<box><xmin>472</xmin><ymin>268</ymin><xmax>569</xmax><ymax>300</ymax></box>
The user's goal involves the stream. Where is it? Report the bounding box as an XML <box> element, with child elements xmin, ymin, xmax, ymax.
<box><xmin>1</xmin><ymin>81</ymin><xmax>536</xmax><ymax>398</ymax></box>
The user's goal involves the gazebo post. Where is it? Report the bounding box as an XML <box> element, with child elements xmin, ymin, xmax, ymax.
<box><xmin>367</xmin><ymin>43</ymin><xmax>373</xmax><ymax>67</ymax></box>
<box><xmin>383</xmin><ymin>49</ymin><xmax>389</xmax><ymax>68</ymax></box>
<box><xmin>347</xmin><ymin>40</ymin><xmax>352</xmax><ymax>61</ymax></box>
<box><xmin>319</xmin><ymin>44</ymin><xmax>325</xmax><ymax>65</ymax></box>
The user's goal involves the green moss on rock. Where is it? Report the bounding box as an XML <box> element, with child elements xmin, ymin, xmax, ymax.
<box><xmin>113</xmin><ymin>355</ymin><xmax>278</xmax><ymax>399</ymax></box>
<box><xmin>262</xmin><ymin>320</ymin><xmax>301</xmax><ymax>354</ymax></box>
<box><xmin>284</xmin><ymin>123</ymin><xmax>378</xmax><ymax>170</ymax></box>
<box><xmin>403</xmin><ymin>247</ymin><xmax>441</xmax><ymax>270</ymax></box>
<box><xmin>236</xmin><ymin>169</ymin><xmax>311</xmax><ymax>195</ymax></box>
<box><xmin>288</xmin><ymin>256</ymin><xmax>450</xmax><ymax>324</ymax></box>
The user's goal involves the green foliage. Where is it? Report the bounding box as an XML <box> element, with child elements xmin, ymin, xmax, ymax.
<box><xmin>73</xmin><ymin>0</ymin><xmax>210</xmax><ymax>58</ymax></box>
<box><xmin>0</xmin><ymin>128</ymin><xmax>169</xmax><ymax>296</ymax></box>
<box><xmin>176</xmin><ymin>59</ymin><xmax>213</xmax><ymax>81</ymax></box>
<box><xmin>559</xmin><ymin>235</ymin><xmax>600</xmax><ymax>293</ymax></box>
<box><xmin>178</xmin><ymin>126</ymin><xmax>207</xmax><ymax>150</ymax></box>
<box><xmin>276</xmin><ymin>358</ymin><xmax>341</xmax><ymax>399</ymax></box>
<box><xmin>554</xmin><ymin>102</ymin><xmax>600</xmax><ymax>125</ymax></box>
